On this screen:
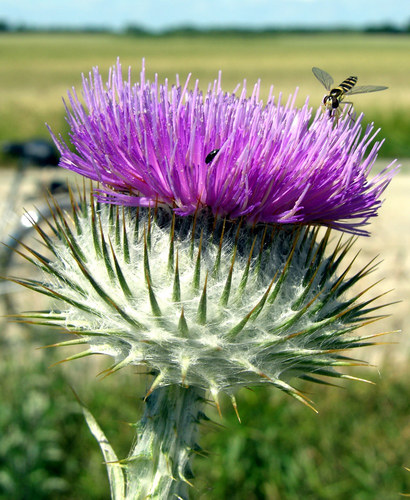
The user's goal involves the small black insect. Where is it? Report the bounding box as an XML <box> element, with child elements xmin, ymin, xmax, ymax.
<box><xmin>205</xmin><ymin>149</ymin><xmax>220</xmax><ymax>164</ymax></box>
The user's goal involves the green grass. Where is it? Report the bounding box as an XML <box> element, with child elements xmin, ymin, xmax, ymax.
<box><xmin>1</xmin><ymin>349</ymin><xmax>409</xmax><ymax>499</ymax></box>
<box><xmin>1</xmin><ymin>32</ymin><xmax>409</xmax><ymax>160</ymax></box>
<box><xmin>197</xmin><ymin>376</ymin><xmax>410</xmax><ymax>499</ymax></box>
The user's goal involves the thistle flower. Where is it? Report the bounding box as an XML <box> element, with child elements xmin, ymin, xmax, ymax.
<box><xmin>15</xmin><ymin>61</ymin><xmax>397</xmax><ymax>499</ymax></box>
<box><xmin>51</xmin><ymin>60</ymin><xmax>395</xmax><ymax>235</ymax></box>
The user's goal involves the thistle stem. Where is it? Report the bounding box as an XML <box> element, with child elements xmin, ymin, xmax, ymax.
<box><xmin>125</xmin><ymin>384</ymin><xmax>205</xmax><ymax>499</ymax></box>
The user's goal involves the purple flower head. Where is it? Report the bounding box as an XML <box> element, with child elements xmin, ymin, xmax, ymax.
<box><xmin>50</xmin><ymin>60</ymin><xmax>397</xmax><ymax>235</ymax></box>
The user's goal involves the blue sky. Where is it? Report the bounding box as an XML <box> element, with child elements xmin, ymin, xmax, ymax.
<box><xmin>2</xmin><ymin>0</ymin><xmax>409</xmax><ymax>31</ymax></box>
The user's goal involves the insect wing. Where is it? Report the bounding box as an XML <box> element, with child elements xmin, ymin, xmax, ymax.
<box><xmin>312</xmin><ymin>67</ymin><xmax>334</xmax><ymax>90</ymax></box>
<box><xmin>345</xmin><ymin>85</ymin><xmax>388</xmax><ymax>95</ymax></box>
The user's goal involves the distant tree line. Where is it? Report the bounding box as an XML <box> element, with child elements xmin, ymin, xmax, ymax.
<box><xmin>1</xmin><ymin>19</ymin><xmax>409</xmax><ymax>35</ymax></box>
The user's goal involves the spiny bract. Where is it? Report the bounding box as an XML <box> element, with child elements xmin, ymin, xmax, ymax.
<box><xmin>17</xmin><ymin>190</ymin><xmax>386</xmax><ymax>409</ymax></box>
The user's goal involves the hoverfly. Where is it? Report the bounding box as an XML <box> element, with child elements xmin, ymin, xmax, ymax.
<box><xmin>312</xmin><ymin>67</ymin><xmax>388</xmax><ymax>119</ymax></box>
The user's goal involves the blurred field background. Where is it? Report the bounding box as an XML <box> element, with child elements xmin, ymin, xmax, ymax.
<box><xmin>1</xmin><ymin>32</ymin><xmax>410</xmax><ymax>157</ymax></box>
<box><xmin>0</xmin><ymin>32</ymin><xmax>409</xmax><ymax>499</ymax></box>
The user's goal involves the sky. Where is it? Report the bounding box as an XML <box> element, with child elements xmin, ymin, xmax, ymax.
<box><xmin>2</xmin><ymin>0</ymin><xmax>409</xmax><ymax>31</ymax></box>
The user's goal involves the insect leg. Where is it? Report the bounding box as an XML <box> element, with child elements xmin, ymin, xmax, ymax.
<box><xmin>340</xmin><ymin>102</ymin><xmax>356</xmax><ymax>123</ymax></box>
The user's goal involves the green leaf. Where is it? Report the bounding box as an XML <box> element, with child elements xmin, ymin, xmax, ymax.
<box><xmin>80</xmin><ymin>399</ymin><xmax>125</xmax><ymax>500</ymax></box>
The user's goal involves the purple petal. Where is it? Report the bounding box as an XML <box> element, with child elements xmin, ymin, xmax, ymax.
<box><xmin>49</xmin><ymin>60</ymin><xmax>398</xmax><ymax>235</ymax></box>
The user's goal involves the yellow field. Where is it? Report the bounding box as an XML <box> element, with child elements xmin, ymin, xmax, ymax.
<box><xmin>1</xmin><ymin>32</ymin><xmax>409</xmax><ymax>155</ymax></box>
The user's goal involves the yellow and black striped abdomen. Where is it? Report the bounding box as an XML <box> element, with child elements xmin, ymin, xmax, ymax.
<box><xmin>337</xmin><ymin>76</ymin><xmax>358</xmax><ymax>94</ymax></box>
